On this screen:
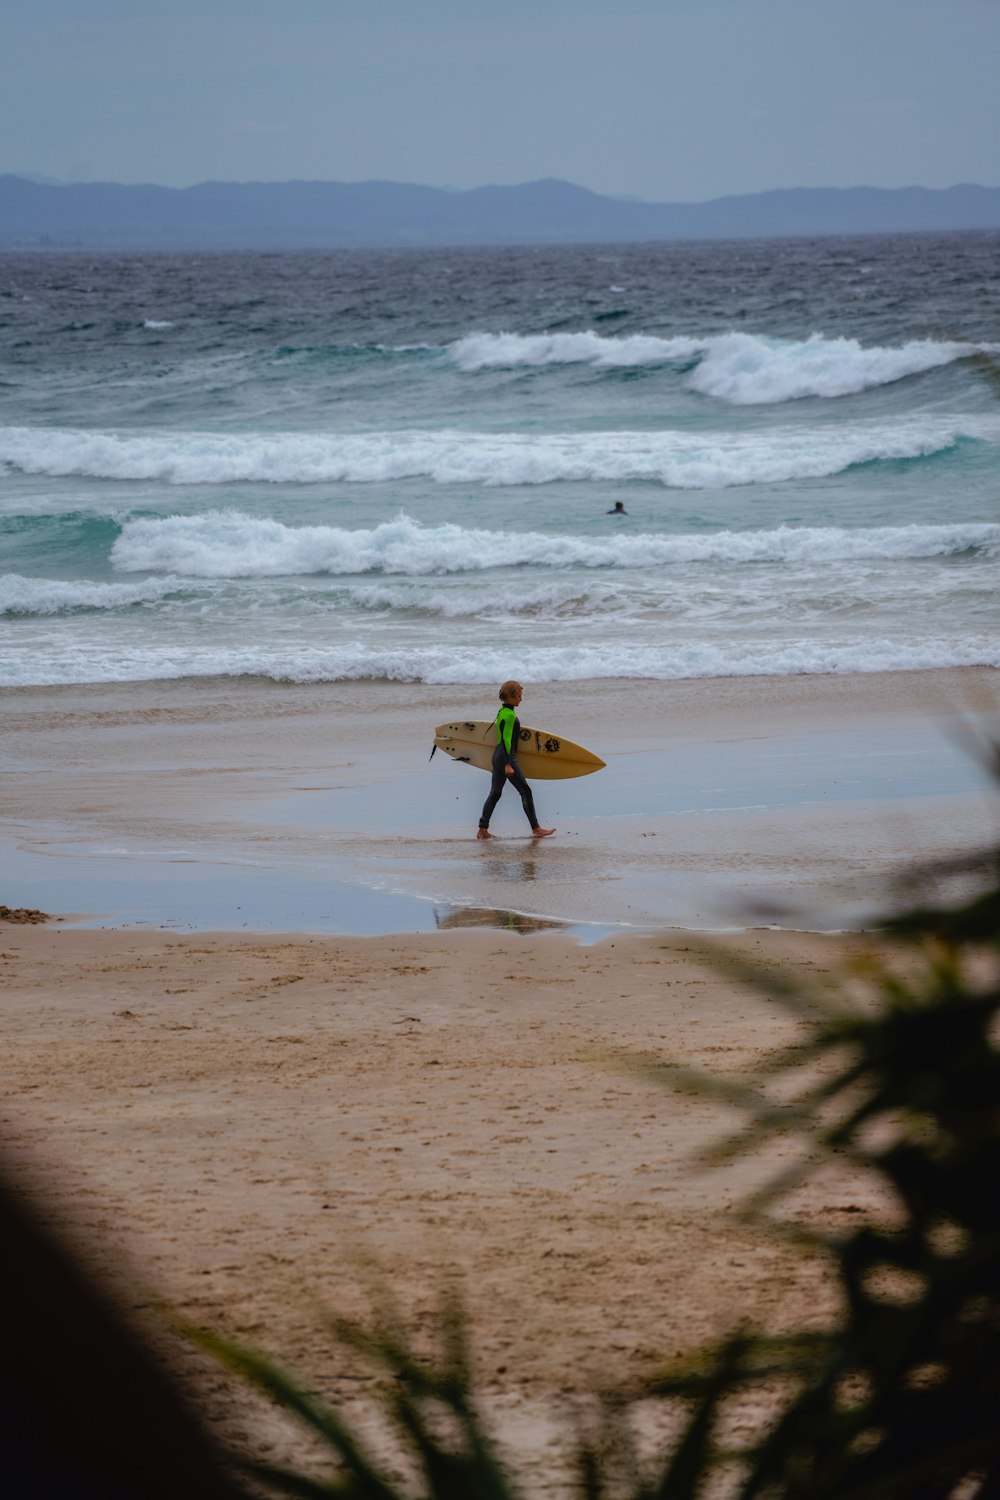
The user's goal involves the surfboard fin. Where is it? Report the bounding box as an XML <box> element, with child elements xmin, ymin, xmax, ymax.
<box><xmin>429</xmin><ymin>743</ymin><xmax>437</xmax><ymax>761</ymax></box>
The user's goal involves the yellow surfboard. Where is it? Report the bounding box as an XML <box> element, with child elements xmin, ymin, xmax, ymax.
<box><xmin>432</xmin><ymin>720</ymin><xmax>605</xmax><ymax>781</ymax></box>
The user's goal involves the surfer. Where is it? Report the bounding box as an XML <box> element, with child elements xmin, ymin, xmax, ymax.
<box><xmin>477</xmin><ymin>681</ymin><xmax>555</xmax><ymax>840</ymax></box>
<box><xmin>606</xmin><ymin>500</ymin><xmax>627</xmax><ymax>515</ymax></box>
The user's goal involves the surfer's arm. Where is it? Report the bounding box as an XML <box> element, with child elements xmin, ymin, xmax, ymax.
<box><xmin>500</xmin><ymin>710</ymin><xmax>517</xmax><ymax>772</ymax></box>
<box><xmin>506</xmin><ymin>714</ymin><xmax>526</xmax><ymax>773</ymax></box>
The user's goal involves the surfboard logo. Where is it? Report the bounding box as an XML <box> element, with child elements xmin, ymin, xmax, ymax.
<box><xmin>543</xmin><ymin>737</ymin><xmax>560</xmax><ymax>753</ymax></box>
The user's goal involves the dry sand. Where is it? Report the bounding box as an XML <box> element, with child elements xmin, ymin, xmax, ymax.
<box><xmin>4</xmin><ymin>920</ymin><xmax>885</xmax><ymax>1489</ymax></box>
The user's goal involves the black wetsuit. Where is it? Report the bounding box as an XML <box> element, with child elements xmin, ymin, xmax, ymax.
<box><xmin>479</xmin><ymin>705</ymin><xmax>540</xmax><ymax>831</ymax></box>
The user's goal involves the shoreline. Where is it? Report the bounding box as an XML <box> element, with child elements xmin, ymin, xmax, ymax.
<box><xmin>3</xmin><ymin>659</ymin><xmax>996</xmax><ymax>707</ymax></box>
<box><xmin>3</xmin><ymin>665</ymin><xmax>997</xmax><ymax>938</ymax></box>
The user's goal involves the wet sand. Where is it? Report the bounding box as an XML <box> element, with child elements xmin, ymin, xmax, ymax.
<box><xmin>3</xmin><ymin>667</ymin><xmax>997</xmax><ymax>936</ymax></box>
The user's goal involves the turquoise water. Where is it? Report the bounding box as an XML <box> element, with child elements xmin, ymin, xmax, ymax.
<box><xmin>2</xmin><ymin>234</ymin><xmax>999</xmax><ymax>687</ymax></box>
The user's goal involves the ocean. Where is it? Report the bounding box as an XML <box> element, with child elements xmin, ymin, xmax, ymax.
<box><xmin>2</xmin><ymin>233</ymin><xmax>999</xmax><ymax>690</ymax></box>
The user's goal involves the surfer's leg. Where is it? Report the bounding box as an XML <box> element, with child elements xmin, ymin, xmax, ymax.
<box><xmin>478</xmin><ymin>755</ymin><xmax>507</xmax><ymax>834</ymax></box>
<box><xmin>508</xmin><ymin>763</ymin><xmax>540</xmax><ymax>829</ymax></box>
<box><xmin>507</xmin><ymin>762</ymin><xmax>555</xmax><ymax>836</ymax></box>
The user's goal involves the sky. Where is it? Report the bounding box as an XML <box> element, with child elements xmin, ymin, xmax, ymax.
<box><xmin>4</xmin><ymin>0</ymin><xmax>999</xmax><ymax>201</ymax></box>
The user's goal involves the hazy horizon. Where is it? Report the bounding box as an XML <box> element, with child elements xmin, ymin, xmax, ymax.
<box><xmin>7</xmin><ymin>171</ymin><xmax>1000</xmax><ymax>202</ymax></box>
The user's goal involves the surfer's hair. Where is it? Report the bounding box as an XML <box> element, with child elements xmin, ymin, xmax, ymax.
<box><xmin>498</xmin><ymin>679</ymin><xmax>522</xmax><ymax>703</ymax></box>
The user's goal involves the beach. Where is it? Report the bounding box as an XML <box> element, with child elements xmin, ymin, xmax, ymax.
<box><xmin>3</xmin><ymin>235</ymin><xmax>998</xmax><ymax>1487</ymax></box>
<box><xmin>2</xmin><ymin>918</ymin><xmax>881</xmax><ymax>1487</ymax></box>
<box><xmin>2</xmin><ymin>663</ymin><xmax>997</xmax><ymax>1487</ymax></box>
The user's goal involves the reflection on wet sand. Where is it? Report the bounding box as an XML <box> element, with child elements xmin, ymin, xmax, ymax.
<box><xmin>482</xmin><ymin>853</ymin><xmax>540</xmax><ymax>883</ymax></box>
<box><xmin>434</xmin><ymin>905</ymin><xmax>567</xmax><ymax>935</ymax></box>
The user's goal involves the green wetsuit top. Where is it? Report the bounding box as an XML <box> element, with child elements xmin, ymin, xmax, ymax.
<box><xmin>496</xmin><ymin>704</ymin><xmax>520</xmax><ymax>766</ymax></box>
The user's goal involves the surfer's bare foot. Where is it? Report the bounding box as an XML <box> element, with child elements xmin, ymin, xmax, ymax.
<box><xmin>476</xmin><ymin>828</ymin><xmax>494</xmax><ymax>839</ymax></box>
<box><xmin>533</xmin><ymin>827</ymin><xmax>556</xmax><ymax>838</ymax></box>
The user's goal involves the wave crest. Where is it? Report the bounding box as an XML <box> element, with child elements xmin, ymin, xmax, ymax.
<box><xmin>450</xmin><ymin>329</ymin><xmax>977</xmax><ymax>403</ymax></box>
<box><xmin>0</xmin><ymin>573</ymin><xmax>183</xmax><ymax>616</ymax></box>
<box><xmin>110</xmin><ymin>513</ymin><xmax>1000</xmax><ymax>579</ymax></box>
<box><xmin>451</xmin><ymin>330</ymin><xmax>703</xmax><ymax>371</ymax></box>
<box><xmin>1</xmin><ymin>418</ymin><xmax>987</xmax><ymax>490</ymax></box>
<box><xmin>4</xmin><ymin>636</ymin><xmax>997</xmax><ymax>690</ymax></box>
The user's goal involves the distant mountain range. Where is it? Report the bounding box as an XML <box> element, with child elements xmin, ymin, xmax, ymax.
<box><xmin>2</xmin><ymin>175</ymin><xmax>1000</xmax><ymax>250</ymax></box>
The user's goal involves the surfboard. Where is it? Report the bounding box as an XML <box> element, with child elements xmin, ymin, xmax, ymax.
<box><xmin>432</xmin><ymin>720</ymin><xmax>605</xmax><ymax>780</ymax></box>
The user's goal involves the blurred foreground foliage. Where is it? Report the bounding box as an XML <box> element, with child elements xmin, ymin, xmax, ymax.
<box><xmin>2</xmin><ymin>754</ymin><xmax>999</xmax><ymax>1498</ymax></box>
<box><xmin>0</xmin><ymin>1166</ymin><xmax>251</xmax><ymax>1500</ymax></box>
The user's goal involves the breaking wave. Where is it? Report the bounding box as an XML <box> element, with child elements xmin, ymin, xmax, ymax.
<box><xmin>450</xmin><ymin>329</ymin><xmax>980</xmax><ymax>403</ymax></box>
<box><xmin>110</xmin><ymin>513</ymin><xmax>1000</xmax><ymax>579</ymax></box>
<box><xmin>3</xmin><ymin>635</ymin><xmax>997</xmax><ymax>690</ymax></box>
<box><xmin>2</xmin><ymin>417</ymin><xmax>989</xmax><ymax>489</ymax></box>
<box><xmin>0</xmin><ymin>573</ymin><xmax>185</xmax><ymax>615</ymax></box>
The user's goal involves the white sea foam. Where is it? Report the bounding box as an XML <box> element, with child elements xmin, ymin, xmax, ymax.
<box><xmin>0</xmin><ymin>573</ymin><xmax>184</xmax><ymax>615</ymax></box>
<box><xmin>450</xmin><ymin>329</ymin><xmax>977</xmax><ymax>402</ymax></box>
<box><xmin>3</xmin><ymin>633</ymin><xmax>997</xmax><ymax>690</ymax></box>
<box><xmin>2</xmin><ymin>417</ymin><xmax>990</xmax><ymax>490</ymax></box>
<box><xmin>344</xmin><ymin>579</ymin><xmax>630</xmax><ymax>620</ymax></box>
<box><xmin>110</xmin><ymin>513</ymin><xmax>1000</xmax><ymax>579</ymax></box>
<box><xmin>688</xmin><ymin>333</ymin><xmax>972</xmax><ymax>403</ymax></box>
<box><xmin>451</xmin><ymin>330</ymin><xmax>704</xmax><ymax>371</ymax></box>
<box><xmin>143</xmin><ymin>319</ymin><xmax>175</xmax><ymax>330</ymax></box>
<box><xmin>343</xmin><ymin>566</ymin><xmax>995</xmax><ymax>624</ymax></box>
